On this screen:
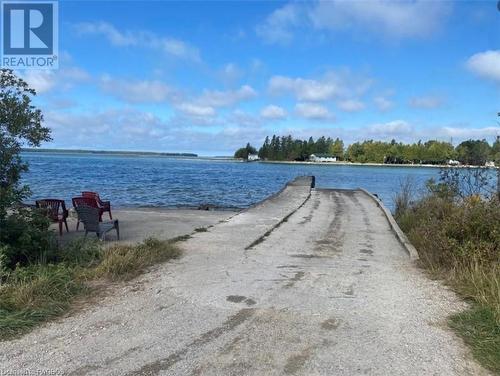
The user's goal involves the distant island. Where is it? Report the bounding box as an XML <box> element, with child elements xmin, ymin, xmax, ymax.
<box><xmin>22</xmin><ymin>148</ymin><xmax>198</xmax><ymax>158</ymax></box>
<box><xmin>235</xmin><ymin>135</ymin><xmax>499</xmax><ymax>167</ymax></box>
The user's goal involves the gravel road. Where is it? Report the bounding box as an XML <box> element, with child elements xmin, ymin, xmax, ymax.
<box><xmin>0</xmin><ymin>178</ymin><xmax>488</xmax><ymax>375</ymax></box>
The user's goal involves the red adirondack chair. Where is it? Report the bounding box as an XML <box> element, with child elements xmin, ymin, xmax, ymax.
<box><xmin>82</xmin><ymin>191</ymin><xmax>112</xmax><ymax>220</ymax></box>
<box><xmin>72</xmin><ymin>196</ymin><xmax>102</xmax><ymax>230</ymax></box>
<box><xmin>35</xmin><ymin>199</ymin><xmax>69</xmax><ymax>236</ymax></box>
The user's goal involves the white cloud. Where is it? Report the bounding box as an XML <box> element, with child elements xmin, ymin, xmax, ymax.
<box><xmin>44</xmin><ymin>107</ymin><xmax>269</xmax><ymax>154</ymax></box>
<box><xmin>97</xmin><ymin>75</ymin><xmax>255</xmax><ymax>109</ymax></box>
<box><xmin>437</xmin><ymin>126</ymin><xmax>500</xmax><ymax>139</ymax></box>
<box><xmin>256</xmin><ymin>3</ymin><xmax>301</xmax><ymax>45</ymax></box>
<box><xmin>46</xmin><ymin>98</ymin><xmax>77</xmax><ymax>110</ymax></box>
<box><xmin>295</xmin><ymin>102</ymin><xmax>333</xmax><ymax>120</ymax></box>
<box><xmin>268</xmin><ymin>69</ymin><xmax>373</xmax><ymax>104</ymax></box>
<box><xmin>367</xmin><ymin>120</ymin><xmax>414</xmax><ymax>138</ymax></box>
<box><xmin>260</xmin><ymin>105</ymin><xmax>287</xmax><ymax>120</ymax></box>
<box><xmin>269</xmin><ymin>70</ymin><xmax>371</xmax><ymax>102</ymax></box>
<box><xmin>99</xmin><ymin>76</ymin><xmax>176</xmax><ymax>104</ymax></box>
<box><xmin>18</xmin><ymin>67</ymin><xmax>90</xmax><ymax>94</ymax></box>
<box><xmin>45</xmin><ymin>108</ymin><xmax>168</xmax><ymax>147</ymax></box>
<box><xmin>60</xmin><ymin>67</ymin><xmax>90</xmax><ymax>82</ymax></box>
<box><xmin>75</xmin><ymin>22</ymin><xmax>132</xmax><ymax>46</ymax></box>
<box><xmin>409</xmin><ymin>95</ymin><xmax>445</xmax><ymax>109</ymax></box>
<box><xmin>197</xmin><ymin>85</ymin><xmax>257</xmax><ymax>108</ymax></box>
<box><xmin>309</xmin><ymin>0</ymin><xmax>450</xmax><ymax>39</ymax></box>
<box><xmin>337</xmin><ymin>99</ymin><xmax>365</xmax><ymax>112</ymax></box>
<box><xmin>269</xmin><ymin>76</ymin><xmax>337</xmax><ymax>101</ymax></box>
<box><xmin>466</xmin><ymin>50</ymin><xmax>500</xmax><ymax>83</ymax></box>
<box><xmin>19</xmin><ymin>70</ymin><xmax>55</xmax><ymax>94</ymax></box>
<box><xmin>176</xmin><ymin>103</ymin><xmax>216</xmax><ymax>117</ymax></box>
<box><xmin>74</xmin><ymin>21</ymin><xmax>201</xmax><ymax>62</ymax></box>
<box><xmin>219</xmin><ymin>63</ymin><xmax>242</xmax><ymax>84</ymax></box>
<box><xmin>158</xmin><ymin>39</ymin><xmax>199</xmax><ymax>61</ymax></box>
<box><xmin>227</xmin><ymin>110</ymin><xmax>261</xmax><ymax>128</ymax></box>
<box><xmin>257</xmin><ymin>1</ymin><xmax>451</xmax><ymax>44</ymax></box>
<box><xmin>250</xmin><ymin>58</ymin><xmax>264</xmax><ymax>72</ymax></box>
<box><xmin>373</xmin><ymin>96</ymin><xmax>394</xmax><ymax>111</ymax></box>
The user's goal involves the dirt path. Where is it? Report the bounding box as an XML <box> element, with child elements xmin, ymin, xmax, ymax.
<box><xmin>0</xmin><ymin>179</ymin><xmax>488</xmax><ymax>375</ymax></box>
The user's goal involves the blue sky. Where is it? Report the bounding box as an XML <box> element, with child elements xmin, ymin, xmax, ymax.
<box><xmin>21</xmin><ymin>0</ymin><xmax>500</xmax><ymax>155</ymax></box>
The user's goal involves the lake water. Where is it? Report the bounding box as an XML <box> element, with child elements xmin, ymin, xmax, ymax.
<box><xmin>21</xmin><ymin>152</ymin><xmax>445</xmax><ymax>212</ymax></box>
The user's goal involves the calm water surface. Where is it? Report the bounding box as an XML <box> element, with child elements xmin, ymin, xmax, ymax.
<box><xmin>21</xmin><ymin>152</ymin><xmax>443</xmax><ymax>211</ymax></box>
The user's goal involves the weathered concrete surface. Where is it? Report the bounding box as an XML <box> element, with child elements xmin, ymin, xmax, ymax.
<box><xmin>0</xmin><ymin>179</ymin><xmax>488</xmax><ymax>376</ymax></box>
<box><xmin>51</xmin><ymin>208</ymin><xmax>238</xmax><ymax>244</ymax></box>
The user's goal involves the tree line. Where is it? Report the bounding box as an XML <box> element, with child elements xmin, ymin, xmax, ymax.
<box><xmin>235</xmin><ymin>135</ymin><xmax>500</xmax><ymax>166</ymax></box>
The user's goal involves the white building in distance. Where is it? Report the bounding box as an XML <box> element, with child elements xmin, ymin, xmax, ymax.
<box><xmin>310</xmin><ymin>154</ymin><xmax>337</xmax><ymax>162</ymax></box>
<box><xmin>248</xmin><ymin>154</ymin><xmax>260</xmax><ymax>161</ymax></box>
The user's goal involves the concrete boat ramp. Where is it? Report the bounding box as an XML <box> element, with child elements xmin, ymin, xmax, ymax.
<box><xmin>0</xmin><ymin>177</ymin><xmax>487</xmax><ymax>375</ymax></box>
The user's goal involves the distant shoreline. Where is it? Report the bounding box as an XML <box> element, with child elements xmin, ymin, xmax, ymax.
<box><xmin>22</xmin><ymin>148</ymin><xmax>199</xmax><ymax>158</ymax></box>
<box><xmin>258</xmin><ymin>160</ymin><xmax>498</xmax><ymax>169</ymax></box>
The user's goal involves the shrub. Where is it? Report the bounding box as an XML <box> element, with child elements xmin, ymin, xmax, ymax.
<box><xmin>393</xmin><ymin>176</ymin><xmax>416</xmax><ymax>219</ymax></box>
<box><xmin>397</xmin><ymin>196</ymin><xmax>500</xmax><ymax>269</ymax></box>
<box><xmin>395</xmin><ymin>177</ymin><xmax>500</xmax><ymax>373</ymax></box>
<box><xmin>0</xmin><ymin>208</ymin><xmax>57</xmax><ymax>269</ymax></box>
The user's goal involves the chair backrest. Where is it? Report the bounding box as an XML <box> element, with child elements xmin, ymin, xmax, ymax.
<box><xmin>75</xmin><ymin>206</ymin><xmax>100</xmax><ymax>232</ymax></box>
<box><xmin>36</xmin><ymin>199</ymin><xmax>64</xmax><ymax>220</ymax></box>
<box><xmin>82</xmin><ymin>191</ymin><xmax>103</xmax><ymax>206</ymax></box>
<box><xmin>72</xmin><ymin>196</ymin><xmax>99</xmax><ymax>209</ymax></box>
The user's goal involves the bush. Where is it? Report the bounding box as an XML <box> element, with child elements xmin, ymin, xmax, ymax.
<box><xmin>0</xmin><ymin>208</ymin><xmax>57</xmax><ymax>269</ymax></box>
<box><xmin>395</xmin><ymin>179</ymin><xmax>500</xmax><ymax>373</ymax></box>
<box><xmin>397</xmin><ymin>195</ymin><xmax>500</xmax><ymax>269</ymax></box>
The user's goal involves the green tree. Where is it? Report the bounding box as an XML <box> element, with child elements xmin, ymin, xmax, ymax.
<box><xmin>491</xmin><ymin>137</ymin><xmax>500</xmax><ymax>163</ymax></box>
<box><xmin>0</xmin><ymin>69</ymin><xmax>51</xmax><ymax>221</ymax></box>
<box><xmin>456</xmin><ymin>139</ymin><xmax>491</xmax><ymax>166</ymax></box>
<box><xmin>0</xmin><ymin>70</ymin><xmax>53</xmax><ymax>269</ymax></box>
<box><xmin>329</xmin><ymin>138</ymin><xmax>344</xmax><ymax>159</ymax></box>
<box><xmin>307</xmin><ymin>137</ymin><xmax>315</xmax><ymax>156</ymax></box>
<box><xmin>422</xmin><ymin>140</ymin><xmax>455</xmax><ymax>164</ymax></box>
<box><xmin>234</xmin><ymin>143</ymin><xmax>257</xmax><ymax>159</ymax></box>
<box><xmin>258</xmin><ymin>136</ymin><xmax>270</xmax><ymax>159</ymax></box>
<box><xmin>346</xmin><ymin>142</ymin><xmax>364</xmax><ymax>162</ymax></box>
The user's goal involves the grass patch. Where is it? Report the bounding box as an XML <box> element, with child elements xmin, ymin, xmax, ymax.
<box><xmin>91</xmin><ymin>237</ymin><xmax>182</xmax><ymax>281</ymax></box>
<box><xmin>0</xmin><ymin>264</ymin><xmax>84</xmax><ymax>340</ymax></box>
<box><xmin>449</xmin><ymin>305</ymin><xmax>500</xmax><ymax>374</ymax></box>
<box><xmin>395</xmin><ymin>184</ymin><xmax>500</xmax><ymax>373</ymax></box>
<box><xmin>0</xmin><ymin>237</ymin><xmax>182</xmax><ymax>340</ymax></box>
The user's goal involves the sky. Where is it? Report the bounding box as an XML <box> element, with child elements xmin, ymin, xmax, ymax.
<box><xmin>19</xmin><ymin>0</ymin><xmax>500</xmax><ymax>155</ymax></box>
